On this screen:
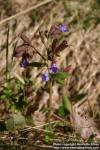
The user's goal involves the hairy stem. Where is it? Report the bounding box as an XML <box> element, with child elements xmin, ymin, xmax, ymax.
<box><xmin>30</xmin><ymin>45</ymin><xmax>46</xmax><ymax>61</ymax></box>
<box><xmin>47</xmin><ymin>79</ymin><xmax>52</xmax><ymax>122</ymax></box>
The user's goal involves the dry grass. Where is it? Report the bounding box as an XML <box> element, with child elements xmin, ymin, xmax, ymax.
<box><xmin>0</xmin><ymin>0</ymin><xmax>100</xmax><ymax>147</ymax></box>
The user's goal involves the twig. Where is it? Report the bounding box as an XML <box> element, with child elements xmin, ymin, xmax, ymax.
<box><xmin>30</xmin><ymin>44</ymin><xmax>46</xmax><ymax>61</ymax></box>
<box><xmin>22</xmin><ymin>126</ymin><xmax>53</xmax><ymax>134</ymax></box>
<box><xmin>0</xmin><ymin>0</ymin><xmax>53</xmax><ymax>26</ymax></box>
<box><xmin>52</xmin><ymin>113</ymin><xmax>69</xmax><ymax>123</ymax></box>
<box><xmin>20</xmin><ymin>120</ymin><xmax>59</xmax><ymax>132</ymax></box>
<box><xmin>6</xmin><ymin>25</ymin><xmax>10</xmax><ymax>80</ymax></box>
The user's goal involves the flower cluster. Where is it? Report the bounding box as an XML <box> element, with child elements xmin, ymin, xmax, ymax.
<box><xmin>13</xmin><ymin>24</ymin><xmax>70</xmax><ymax>80</ymax></box>
<box><xmin>42</xmin><ymin>63</ymin><xmax>71</xmax><ymax>82</ymax></box>
<box><xmin>42</xmin><ymin>63</ymin><xmax>59</xmax><ymax>82</ymax></box>
<box><xmin>41</xmin><ymin>24</ymin><xmax>70</xmax><ymax>82</ymax></box>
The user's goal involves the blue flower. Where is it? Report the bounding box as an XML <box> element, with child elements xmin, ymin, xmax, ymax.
<box><xmin>58</xmin><ymin>24</ymin><xmax>68</xmax><ymax>32</ymax></box>
<box><xmin>49</xmin><ymin>63</ymin><xmax>59</xmax><ymax>73</ymax></box>
<box><xmin>42</xmin><ymin>73</ymin><xmax>49</xmax><ymax>82</ymax></box>
<box><xmin>20</xmin><ymin>58</ymin><xmax>29</xmax><ymax>68</ymax></box>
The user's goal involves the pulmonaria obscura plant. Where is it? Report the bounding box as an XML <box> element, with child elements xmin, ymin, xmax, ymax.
<box><xmin>13</xmin><ymin>23</ymin><xmax>71</xmax><ymax>122</ymax></box>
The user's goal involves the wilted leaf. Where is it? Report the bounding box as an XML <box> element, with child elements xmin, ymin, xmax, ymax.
<box><xmin>13</xmin><ymin>44</ymin><xmax>29</xmax><ymax>57</ymax></box>
<box><xmin>52</xmin><ymin>38</ymin><xmax>58</xmax><ymax>53</ymax></box>
<box><xmin>55</xmin><ymin>40</ymin><xmax>68</xmax><ymax>53</ymax></box>
<box><xmin>63</xmin><ymin>65</ymin><xmax>71</xmax><ymax>72</ymax></box>
<box><xmin>21</xmin><ymin>33</ymin><xmax>31</xmax><ymax>45</ymax></box>
<box><xmin>49</xmin><ymin>25</ymin><xmax>60</xmax><ymax>37</ymax></box>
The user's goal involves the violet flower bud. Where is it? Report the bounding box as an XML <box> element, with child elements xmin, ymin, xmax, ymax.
<box><xmin>58</xmin><ymin>24</ymin><xmax>68</xmax><ymax>32</ymax></box>
<box><xmin>49</xmin><ymin>63</ymin><xmax>59</xmax><ymax>73</ymax></box>
<box><xmin>42</xmin><ymin>73</ymin><xmax>49</xmax><ymax>82</ymax></box>
<box><xmin>20</xmin><ymin>58</ymin><xmax>29</xmax><ymax>68</ymax></box>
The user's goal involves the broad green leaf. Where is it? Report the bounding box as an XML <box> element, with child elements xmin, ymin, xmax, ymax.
<box><xmin>29</xmin><ymin>62</ymin><xmax>45</xmax><ymax>67</ymax></box>
<box><xmin>63</xmin><ymin>95</ymin><xmax>72</xmax><ymax>113</ymax></box>
<box><xmin>6</xmin><ymin>114</ymin><xmax>26</xmax><ymax>131</ymax></box>
<box><xmin>51</xmin><ymin>72</ymin><xmax>68</xmax><ymax>80</ymax></box>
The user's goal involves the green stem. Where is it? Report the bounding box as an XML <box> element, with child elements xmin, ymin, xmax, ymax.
<box><xmin>47</xmin><ymin>78</ymin><xmax>52</xmax><ymax>122</ymax></box>
<box><xmin>23</xmin><ymin>69</ymin><xmax>27</xmax><ymax>104</ymax></box>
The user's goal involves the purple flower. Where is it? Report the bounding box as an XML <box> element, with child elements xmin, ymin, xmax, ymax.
<box><xmin>20</xmin><ymin>58</ymin><xmax>29</xmax><ymax>68</ymax></box>
<box><xmin>42</xmin><ymin>73</ymin><xmax>49</xmax><ymax>82</ymax></box>
<box><xmin>49</xmin><ymin>63</ymin><xmax>59</xmax><ymax>73</ymax></box>
<box><xmin>58</xmin><ymin>24</ymin><xmax>68</xmax><ymax>32</ymax></box>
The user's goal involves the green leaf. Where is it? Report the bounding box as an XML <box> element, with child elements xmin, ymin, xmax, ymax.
<box><xmin>29</xmin><ymin>62</ymin><xmax>45</xmax><ymax>67</ymax></box>
<box><xmin>83</xmin><ymin>16</ymin><xmax>92</xmax><ymax>30</ymax></box>
<box><xmin>0</xmin><ymin>121</ymin><xmax>7</xmax><ymax>131</ymax></box>
<box><xmin>71</xmin><ymin>93</ymin><xmax>87</xmax><ymax>102</ymax></box>
<box><xmin>62</xmin><ymin>1</ymin><xmax>72</xmax><ymax>17</ymax></box>
<box><xmin>3</xmin><ymin>88</ymin><xmax>13</xmax><ymax>98</ymax></box>
<box><xmin>26</xmin><ymin>116</ymin><xmax>34</xmax><ymax>126</ymax></box>
<box><xmin>62</xmin><ymin>95</ymin><xmax>72</xmax><ymax>113</ymax></box>
<box><xmin>15</xmin><ymin>94</ymin><xmax>26</xmax><ymax>111</ymax></box>
<box><xmin>58</xmin><ymin>105</ymin><xmax>66</xmax><ymax>116</ymax></box>
<box><xmin>6</xmin><ymin>114</ymin><xmax>26</xmax><ymax>131</ymax></box>
<box><xmin>0</xmin><ymin>95</ymin><xmax>7</xmax><ymax>99</ymax></box>
<box><xmin>6</xmin><ymin>117</ymin><xmax>14</xmax><ymax>131</ymax></box>
<box><xmin>55</xmin><ymin>78</ymin><xmax>65</xmax><ymax>85</ymax></box>
<box><xmin>45</xmin><ymin>125</ymin><xmax>54</xmax><ymax>143</ymax></box>
<box><xmin>51</xmin><ymin>72</ymin><xmax>68</xmax><ymax>80</ymax></box>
